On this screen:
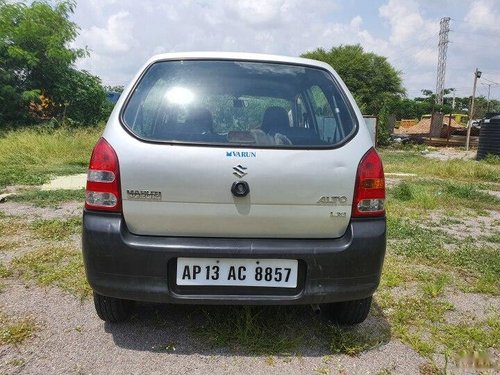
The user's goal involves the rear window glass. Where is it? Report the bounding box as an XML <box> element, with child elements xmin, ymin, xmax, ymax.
<box><xmin>122</xmin><ymin>60</ymin><xmax>357</xmax><ymax>147</ymax></box>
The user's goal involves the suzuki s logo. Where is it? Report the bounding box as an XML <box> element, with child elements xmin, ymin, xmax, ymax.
<box><xmin>233</xmin><ymin>165</ymin><xmax>248</xmax><ymax>178</ymax></box>
<box><xmin>317</xmin><ymin>196</ymin><xmax>348</xmax><ymax>205</ymax></box>
<box><xmin>226</xmin><ymin>151</ymin><xmax>256</xmax><ymax>158</ymax></box>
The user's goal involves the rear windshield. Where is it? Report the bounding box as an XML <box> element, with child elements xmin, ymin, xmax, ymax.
<box><xmin>122</xmin><ymin>60</ymin><xmax>357</xmax><ymax>147</ymax></box>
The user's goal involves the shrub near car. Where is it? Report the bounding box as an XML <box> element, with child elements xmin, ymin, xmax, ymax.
<box><xmin>82</xmin><ymin>52</ymin><xmax>386</xmax><ymax>324</ymax></box>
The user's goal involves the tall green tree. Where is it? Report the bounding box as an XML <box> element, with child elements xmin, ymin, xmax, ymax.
<box><xmin>0</xmin><ymin>0</ymin><xmax>105</xmax><ymax>125</ymax></box>
<box><xmin>302</xmin><ymin>44</ymin><xmax>405</xmax><ymax>116</ymax></box>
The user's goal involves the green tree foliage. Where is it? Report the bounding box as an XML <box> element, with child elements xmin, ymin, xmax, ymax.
<box><xmin>0</xmin><ymin>0</ymin><xmax>105</xmax><ymax>125</ymax></box>
<box><xmin>302</xmin><ymin>44</ymin><xmax>405</xmax><ymax>116</ymax></box>
<box><xmin>302</xmin><ymin>45</ymin><xmax>405</xmax><ymax>144</ymax></box>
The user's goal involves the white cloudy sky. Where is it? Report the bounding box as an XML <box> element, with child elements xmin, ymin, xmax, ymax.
<box><xmin>71</xmin><ymin>0</ymin><xmax>500</xmax><ymax>100</ymax></box>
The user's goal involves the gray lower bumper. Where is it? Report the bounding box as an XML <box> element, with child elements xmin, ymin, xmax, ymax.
<box><xmin>82</xmin><ymin>210</ymin><xmax>386</xmax><ymax>305</ymax></box>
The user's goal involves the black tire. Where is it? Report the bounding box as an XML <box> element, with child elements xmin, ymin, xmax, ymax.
<box><xmin>321</xmin><ymin>296</ymin><xmax>372</xmax><ymax>325</ymax></box>
<box><xmin>93</xmin><ymin>292</ymin><xmax>134</xmax><ymax>323</ymax></box>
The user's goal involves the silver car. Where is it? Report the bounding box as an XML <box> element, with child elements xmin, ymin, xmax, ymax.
<box><xmin>82</xmin><ymin>52</ymin><xmax>386</xmax><ymax>325</ymax></box>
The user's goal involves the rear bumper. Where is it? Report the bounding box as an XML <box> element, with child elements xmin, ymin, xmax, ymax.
<box><xmin>82</xmin><ymin>210</ymin><xmax>386</xmax><ymax>305</ymax></box>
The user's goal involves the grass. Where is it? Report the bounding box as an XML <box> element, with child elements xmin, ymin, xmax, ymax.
<box><xmin>11</xmin><ymin>189</ymin><xmax>85</xmax><ymax>207</ymax></box>
<box><xmin>387</xmin><ymin>218</ymin><xmax>499</xmax><ymax>295</ymax></box>
<box><xmin>379</xmin><ymin>147</ymin><xmax>500</xmax><ymax>363</ymax></box>
<box><xmin>0</xmin><ymin>125</ymin><xmax>101</xmax><ymax>188</ymax></box>
<box><xmin>0</xmin><ymin>262</ymin><xmax>12</xmax><ymax>278</ymax></box>
<box><xmin>387</xmin><ymin>179</ymin><xmax>500</xmax><ymax>215</ymax></box>
<box><xmin>0</xmin><ymin>214</ymin><xmax>24</xmax><ymax>237</ymax></box>
<box><xmin>481</xmin><ymin>232</ymin><xmax>500</xmax><ymax>243</ymax></box>
<box><xmin>191</xmin><ymin>306</ymin><xmax>306</xmax><ymax>354</ymax></box>
<box><xmin>188</xmin><ymin>303</ymin><xmax>391</xmax><ymax>356</ymax></box>
<box><xmin>10</xmin><ymin>245</ymin><xmax>91</xmax><ymax>298</ymax></box>
<box><xmin>0</xmin><ymin>310</ymin><xmax>38</xmax><ymax>345</ymax></box>
<box><xmin>379</xmin><ymin>148</ymin><xmax>500</xmax><ymax>183</ymax></box>
<box><xmin>31</xmin><ymin>216</ymin><xmax>81</xmax><ymax>241</ymax></box>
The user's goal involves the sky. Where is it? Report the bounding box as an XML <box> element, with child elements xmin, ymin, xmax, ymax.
<box><xmin>71</xmin><ymin>0</ymin><xmax>500</xmax><ymax>101</ymax></box>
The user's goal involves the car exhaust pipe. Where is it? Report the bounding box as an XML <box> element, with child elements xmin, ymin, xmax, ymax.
<box><xmin>311</xmin><ymin>304</ymin><xmax>321</xmax><ymax>315</ymax></box>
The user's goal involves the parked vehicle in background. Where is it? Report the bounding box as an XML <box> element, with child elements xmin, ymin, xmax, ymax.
<box><xmin>82</xmin><ymin>52</ymin><xmax>386</xmax><ymax>325</ymax></box>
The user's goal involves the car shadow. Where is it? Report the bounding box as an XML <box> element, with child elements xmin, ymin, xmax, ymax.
<box><xmin>104</xmin><ymin>301</ymin><xmax>391</xmax><ymax>357</ymax></box>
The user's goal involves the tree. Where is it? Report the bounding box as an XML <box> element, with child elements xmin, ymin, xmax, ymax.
<box><xmin>0</xmin><ymin>0</ymin><xmax>105</xmax><ymax>125</ymax></box>
<box><xmin>302</xmin><ymin>45</ymin><xmax>405</xmax><ymax>116</ymax></box>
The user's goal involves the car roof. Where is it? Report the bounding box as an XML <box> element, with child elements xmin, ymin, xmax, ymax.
<box><xmin>145</xmin><ymin>51</ymin><xmax>332</xmax><ymax>71</ymax></box>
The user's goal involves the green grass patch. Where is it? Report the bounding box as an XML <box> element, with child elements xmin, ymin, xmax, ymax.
<box><xmin>380</xmin><ymin>149</ymin><xmax>500</xmax><ymax>183</ymax></box>
<box><xmin>11</xmin><ymin>245</ymin><xmax>90</xmax><ymax>298</ymax></box>
<box><xmin>0</xmin><ymin>126</ymin><xmax>101</xmax><ymax>188</ymax></box>
<box><xmin>191</xmin><ymin>306</ymin><xmax>305</xmax><ymax>354</ymax></box>
<box><xmin>388</xmin><ymin>227</ymin><xmax>500</xmax><ymax>295</ymax></box>
<box><xmin>11</xmin><ymin>189</ymin><xmax>85</xmax><ymax>207</ymax></box>
<box><xmin>433</xmin><ymin>315</ymin><xmax>500</xmax><ymax>356</ymax></box>
<box><xmin>481</xmin><ymin>232</ymin><xmax>500</xmax><ymax>243</ymax></box>
<box><xmin>0</xmin><ymin>311</ymin><xmax>38</xmax><ymax>345</ymax></box>
<box><xmin>376</xmin><ymin>291</ymin><xmax>453</xmax><ymax>357</ymax></box>
<box><xmin>0</xmin><ymin>262</ymin><xmax>12</xmax><ymax>278</ymax></box>
<box><xmin>388</xmin><ymin>179</ymin><xmax>500</xmax><ymax>214</ymax></box>
<box><xmin>190</xmin><ymin>304</ymin><xmax>390</xmax><ymax>356</ymax></box>
<box><xmin>31</xmin><ymin>216</ymin><xmax>81</xmax><ymax>241</ymax></box>
<box><xmin>326</xmin><ymin>321</ymin><xmax>390</xmax><ymax>356</ymax></box>
<box><xmin>420</xmin><ymin>273</ymin><xmax>450</xmax><ymax>298</ymax></box>
<box><xmin>0</xmin><ymin>215</ymin><xmax>24</xmax><ymax>237</ymax></box>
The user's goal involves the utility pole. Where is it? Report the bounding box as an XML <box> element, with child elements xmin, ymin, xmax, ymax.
<box><xmin>435</xmin><ymin>17</ymin><xmax>451</xmax><ymax>106</ymax></box>
<box><xmin>480</xmin><ymin>81</ymin><xmax>500</xmax><ymax>112</ymax></box>
<box><xmin>466</xmin><ymin>68</ymin><xmax>481</xmax><ymax>151</ymax></box>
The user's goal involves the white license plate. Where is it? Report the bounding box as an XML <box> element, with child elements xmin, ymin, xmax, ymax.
<box><xmin>176</xmin><ymin>258</ymin><xmax>298</xmax><ymax>288</ymax></box>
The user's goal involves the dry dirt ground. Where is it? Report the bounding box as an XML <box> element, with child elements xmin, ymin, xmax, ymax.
<box><xmin>0</xmin><ymin>196</ymin><xmax>498</xmax><ymax>375</ymax></box>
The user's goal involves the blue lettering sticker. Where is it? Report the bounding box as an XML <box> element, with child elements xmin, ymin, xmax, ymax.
<box><xmin>226</xmin><ymin>151</ymin><xmax>256</xmax><ymax>158</ymax></box>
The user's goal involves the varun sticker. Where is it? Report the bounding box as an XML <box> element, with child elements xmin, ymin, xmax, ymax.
<box><xmin>226</xmin><ymin>151</ymin><xmax>257</xmax><ymax>158</ymax></box>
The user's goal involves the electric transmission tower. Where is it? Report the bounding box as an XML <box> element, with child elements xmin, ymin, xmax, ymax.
<box><xmin>435</xmin><ymin>17</ymin><xmax>451</xmax><ymax>106</ymax></box>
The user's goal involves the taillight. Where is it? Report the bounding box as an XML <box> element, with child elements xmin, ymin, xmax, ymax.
<box><xmin>85</xmin><ymin>138</ymin><xmax>122</xmax><ymax>212</ymax></box>
<box><xmin>352</xmin><ymin>147</ymin><xmax>385</xmax><ymax>217</ymax></box>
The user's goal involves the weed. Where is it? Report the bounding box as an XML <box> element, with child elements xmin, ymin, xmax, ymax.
<box><xmin>31</xmin><ymin>216</ymin><xmax>81</xmax><ymax>241</ymax></box>
<box><xmin>314</xmin><ymin>365</ymin><xmax>330</xmax><ymax>374</ymax></box>
<box><xmin>375</xmin><ymin>368</ymin><xmax>394</xmax><ymax>375</ymax></box>
<box><xmin>418</xmin><ymin>362</ymin><xmax>441</xmax><ymax>375</ymax></box>
<box><xmin>0</xmin><ymin>126</ymin><xmax>101</xmax><ymax>188</ymax></box>
<box><xmin>481</xmin><ymin>232</ymin><xmax>500</xmax><ymax>243</ymax></box>
<box><xmin>11</xmin><ymin>245</ymin><xmax>91</xmax><ymax>298</ymax></box>
<box><xmin>388</xmin><ymin>179</ymin><xmax>500</xmax><ymax>215</ymax></box>
<box><xmin>0</xmin><ymin>262</ymin><xmax>12</xmax><ymax>278</ymax></box>
<box><xmin>12</xmin><ymin>189</ymin><xmax>84</xmax><ymax>207</ymax></box>
<box><xmin>265</xmin><ymin>356</ymin><xmax>276</xmax><ymax>366</ymax></box>
<box><xmin>326</xmin><ymin>323</ymin><xmax>390</xmax><ymax>356</ymax></box>
<box><xmin>0</xmin><ymin>215</ymin><xmax>24</xmax><ymax>237</ymax></box>
<box><xmin>432</xmin><ymin>315</ymin><xmax>500</xmax><ymax>355</ymax></box>
<box><xmin>191</xmin><ymin>305</ymin><xmax>304</xmax><ymax>354</ymax></box>
<box><xmin>482</xmin><ymin>153</ymin><xmax>500</xmax><ymax>165</ymax></box>
<box><xmin>7</xmin><ymin>357</ymin><xmax>26</xmax><ymax>367</ymax></box>
<box><xmin>0</xmin><ymin>311</ymin><xmax>38</xmax><ymax>345</ymax></box>
<box><xmin>420</xmin><ymin>273</ymin><xmax>450</xmax><ymax>298</ymax></box>
<box><xmin>379</xmin><ymin>150</ymin><xmax>500</xmax><ymax>183</ymax></box>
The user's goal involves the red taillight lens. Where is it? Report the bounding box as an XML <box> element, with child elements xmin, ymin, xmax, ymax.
<box><xmin>352</xmin><ymin>147</ymin><xmax>385</xmax><ymax>217</ymax></box>
<box><xmin>85</xmin><ymin>138</ymin><xmax>122</xmax><ymax>212</ymax></box>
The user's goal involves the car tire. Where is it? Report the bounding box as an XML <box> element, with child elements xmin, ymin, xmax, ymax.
<box><xmin>93</xmin><ymin>292</ymin><xmax>134</xmax><ymax>323</ymax></box>
<box><xmin>321</xmin><ymin>296</ymin><xmax>372</xmax><ymax>325</ymax></box>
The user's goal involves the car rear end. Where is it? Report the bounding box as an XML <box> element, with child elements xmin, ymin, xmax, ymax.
<box><xmin>82</xmin><ymin>52</ymin><xmax>386</xmax><ymax>323</ymax></box>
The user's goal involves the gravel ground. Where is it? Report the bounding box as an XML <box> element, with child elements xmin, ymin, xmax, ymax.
<box><xmin>0</xmin><ymin>280</ymin><xmax>428</xmax><ymax>375</ymax></box>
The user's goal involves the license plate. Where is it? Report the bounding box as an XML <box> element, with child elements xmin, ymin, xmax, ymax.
<box><xmin>176</xmin><ymin>258</ymin><xmax>298</xmax><ymax>288</ymax></box>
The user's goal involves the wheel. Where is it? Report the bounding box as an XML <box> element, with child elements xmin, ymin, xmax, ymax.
<box><xmin>93</xmin><ymin>292</ymin><xmax>134</xmax><ymax>322</ymax></box>
<box><xmin>321</xmin><ymin>296</ymin><xmax>372</xmax><ymax>325</ymax></box>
